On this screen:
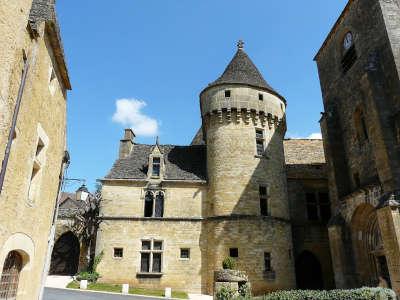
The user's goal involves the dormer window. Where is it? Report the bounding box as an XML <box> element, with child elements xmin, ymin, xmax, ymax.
<box><xmin>152</xmin><ymin>157</ymin><xmax>161</xmax><ymax>177</ymax></box>
<box><xmin>225</xmin><ymin>90</ymin><xmax>231</xmax><ymax>98</ymax></box>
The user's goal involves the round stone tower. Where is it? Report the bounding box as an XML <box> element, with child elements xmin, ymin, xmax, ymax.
<box><xmin>200</xmin><ymin>41</ymin><xmax>295</xmax><ymax>295</ymax></box>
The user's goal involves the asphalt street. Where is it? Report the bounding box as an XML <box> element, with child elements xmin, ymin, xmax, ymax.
<box><xmin>43</xmin><ymin>288</ymin><xmax>164</xmax><ymax>300</ymax></box>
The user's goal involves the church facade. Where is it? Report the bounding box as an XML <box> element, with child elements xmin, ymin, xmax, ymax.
<box><xmin>97</xmin><ymin>43</ymin><xmax>333</xmax><ymax>295</ymax></box>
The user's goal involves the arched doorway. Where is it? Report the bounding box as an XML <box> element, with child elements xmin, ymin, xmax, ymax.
<box><xmin>50</xmin><ymin>231</ymin><xmax>80</xmax><ymax>275</ymax></box>
<box><xmin>0</xmin><ymin>251</ymin><xmax>23</xmax><ymax>299</ymax></box>
<box><xmin>351</xmin><ymin>204</ymin><xmax>390</xmax><ymax>287</ymax></box>
<box><xmin>295</xmin><ymin>251</ymin><xmax>324</xmax><ymax>290</ymax></box>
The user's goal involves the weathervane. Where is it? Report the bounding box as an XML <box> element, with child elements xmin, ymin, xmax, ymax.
<box><xmin>237</xmin><ymin>40</ymin><xmax>244</xmax><ymax>49</ymax></box>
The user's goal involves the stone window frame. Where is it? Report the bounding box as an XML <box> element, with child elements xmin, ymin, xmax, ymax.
<box><xmin>255</xmin><ymin>127</ymin><xmax>265</xmax><ymax>157</ymax></box>
<box><xmin>113</xmin><ymin>247</ymin><xmax>123</xmax><ymax>259</ymax></box>
<box><xmin>147</xmin><ymin>152</ymin><xmax>165</xmax><ymax>180</ymax></box>
<box><xmin>138</xmin><ymin>239</ymin><xmax>164</xmax><ymax>275</ymax></box>
<box><xmin>143</xmin><ymin>190</ymin><xmax>165</xmax><ymax>218</ymax></box>
<box><xmin>27</xmin><ymin>124</ymin><xmax>49</xmax><ymax>206</ymax></box>
<box><xmin>179</xmin><ymin>248</ymin><xmax>190</xmax><ymax>260</ymax></box>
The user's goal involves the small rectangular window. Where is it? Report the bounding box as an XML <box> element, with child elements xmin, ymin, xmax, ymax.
<box><xmin>113</xmin><ymin>248</ymin><xmax>123</xmax><ymax>258</ymax></box>
<box><xmin>229</xmin><ymin>248</ymin><xmax>238</xmax><ymax>258</ymax></box>
<box><xmin>255</xmin><ymin>129</ymin><xmax>265</xmax><ymax>156</ymax></box>
<box><xmin>264</xmin><ymin>252</ymin><xmax>272</xmax><ymax>271</ymax></box>
<box><xmin>225</xmin><ymin>90</ymin><xmax>231</xmax><ymax>98</ymax></box>
<box><xmin>259</xmin><ymin>93</ymin><xmax>263</xmax><ymax>101</ymax></box>
<box><xmin>180</xmin><ymin>248</ymin><xmax>190</xmax><ymax>259</ymax></box>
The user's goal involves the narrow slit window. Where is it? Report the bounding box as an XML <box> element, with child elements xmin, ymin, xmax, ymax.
<box><xmin>258</xmin><ymin>93</ymin><xmax>264</xmax><ymax>101</ymax></box>
<box><xmin>264</xmin><ymin>252</ymin><xmax>272</xmax><ymax>271</ymax></box>
<box><xmin>255</xmin><ymin>129</ymin><xmax>265</xmax><ymax>156</ymax></box>
<box><xmin>259</xmin><ymin>185</ymin><xmax>269</xmax><ymax>216</ymax></box>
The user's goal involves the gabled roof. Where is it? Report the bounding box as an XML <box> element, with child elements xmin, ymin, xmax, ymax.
<box><xmin>28</xmin><ymin>0</ymin><xmax>71</xmax><ymax>89</ymax></box>
<box><xmin>202</xmin><ymin>42</ymin><xmax>283</xmax><ymax>100</ymax></box>
<box><xmin>105</xmin><ymin>144</ymin><xmax>207</xmax><ymax>181</ymax></box>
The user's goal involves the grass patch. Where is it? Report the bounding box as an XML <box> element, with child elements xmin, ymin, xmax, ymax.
<box><xmin>67</xmin><ymin>281</ymin><xmax>188</xmax><ymax>299</ymax></box>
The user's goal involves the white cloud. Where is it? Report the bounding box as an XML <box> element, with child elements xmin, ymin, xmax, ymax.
<box><xmin>112</xmin><ymin>98</ymin><xmax>159</xmax><ymax>137</ymax></box>
<box><xmin>307</xmin><ymin>132</ymin><xmax>322</xmax><ymax>139</ymax></box>
<box><xmin>286</xmin><ymin>132</ymin><xmax>322</xmax><ymax>139</ymax></box>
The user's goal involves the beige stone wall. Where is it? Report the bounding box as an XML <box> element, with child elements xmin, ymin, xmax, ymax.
<box><xmin>0</xmin><ymin>0</ymin><xmax>33</xmax><ymax>163</ymax></box>
<box><xmin>0</xmin><ymin>13</ymin><xmax>67</xmax><ymax>300</ymax></box>
<box><xmin>96</xmin><ymin>220</ymin><xmax>206</xmax><ymax>293</ymax></box>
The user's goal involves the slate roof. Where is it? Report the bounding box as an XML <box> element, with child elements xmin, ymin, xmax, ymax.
<box><xmin>283</xmin><ymin>139</ymin><xmax>326</xmax><ymax>165</ymax></box>
<box><xmin>28</xmin><ymin>0</ymin><xmax>71</xmax><ymax>89</ymax></box>
<box><xmin>203</xmin><ymin>45</ymin><xmax>283</xmax><ymax>100</ymax></box>
<box><xmin>58</xmin><ymin>192</ymin><xmax>87</xmax><ymax>218</ymax></box>
<box><xmin>105</xmin><ymin>144</ymin><xmax>207</xmax><ymax>181</ymax></box>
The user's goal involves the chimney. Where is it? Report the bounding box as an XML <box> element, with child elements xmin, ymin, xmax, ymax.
<box><xmin>119</xmin><ymin>129</ymin><xmax>135</xmax><ymax>159</ymax></box>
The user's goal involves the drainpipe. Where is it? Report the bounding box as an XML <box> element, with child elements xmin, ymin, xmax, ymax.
<box><xmin>38</xmin><ymin>151</ymin><xmax>70</xmax><ymax>300</ymax></box>
<box><xmin>0</xmin><ymin>57</ymin><xmax>30</xmax><ymax>195</ymax></box>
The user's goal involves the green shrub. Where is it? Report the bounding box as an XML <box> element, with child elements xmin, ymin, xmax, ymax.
<box><xmin>76</xmin><ymin>271</ymin><xmax>100</xmax><ymax>283</ymax></box>
<box><xmin>238</xmin><ymin>282</ymin><xmax>251</xmax><ymax>299</ymax></box>
<box><xmin>262</xmin><ymin>287</ymin><xmax>396</xmax><ymax>300</ymax></box>
<box><xmin>222</xmin><ymin>257</ymin><xmax>236</xmax><ymax>270</ymax></box>
<box><xmin>216</xmin><ymin>285</ymin><xmax>236</xmax><ymax>300</ymax></box>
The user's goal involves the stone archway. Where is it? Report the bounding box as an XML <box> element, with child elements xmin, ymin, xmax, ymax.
<box><xmin>295</xmin><ymin>251</ymin><xmax>324</xmax><ymax>290</ymax></box>
<box><xmin>0</xmin><ymin>251</ymin><xmax>23</xmax><ymax>300</ymax></box>
<box><xmin>50</xmin><ymin>231</ymin><xmax>80</xmax><ymax>275</ymax></box>
<box><xmin>350</xmin><ymin>203</ymin><xmax>389</xmax><ymax>287</ymax></box>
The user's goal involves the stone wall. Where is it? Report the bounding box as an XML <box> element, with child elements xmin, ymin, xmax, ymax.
<box><xmin>0</xmin><ymin>3</ymin><xmax>68</xmax><ymax>299</ymax></box>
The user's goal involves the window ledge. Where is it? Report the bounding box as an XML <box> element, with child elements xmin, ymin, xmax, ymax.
<box><xmin>179</xmin><ymin>258</ymin><xmax>190</xmax><ymax>261</ymax></box>
<box><xmin>113</xmin><ymin>257</ymin><xmax>123</xmax><ymax>260</ymax></box>
<box><xmin>136</xmin><ymin>272</ymin><xmax>163</xmax><ymax>278</ymax></box>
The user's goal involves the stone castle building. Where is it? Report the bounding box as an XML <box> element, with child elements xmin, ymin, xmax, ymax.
<box><xmin>97</xmin><ymin>42</ymin><xmax>334</xmax><ymax>295</ymax></box>
<box><xmin>0</xmin><ymin>0</ymin><xmax>70</xmax><ymax>299</ymax></box>
<box><xmin>316</xmin><ymin>0</ymin><xmax>400</xmax><ymax>295</ymax></box>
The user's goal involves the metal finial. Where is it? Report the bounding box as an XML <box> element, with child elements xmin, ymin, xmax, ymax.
<box><xmin>237</xmin><ymin>40</ymin><xmax>244</xmax><ymax>49</ymax></box>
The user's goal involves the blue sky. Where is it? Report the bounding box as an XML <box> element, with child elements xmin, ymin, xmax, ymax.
<box><xmin>56</xmin><ymin>0</ymin><xmax>348</xmax><ymax>191</ymax></box>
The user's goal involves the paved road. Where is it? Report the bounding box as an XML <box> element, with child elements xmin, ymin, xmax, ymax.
<box><xmin>43</xmin><ymin>287</ymin><xmax>163</xmax><ymax>300</ymax></box>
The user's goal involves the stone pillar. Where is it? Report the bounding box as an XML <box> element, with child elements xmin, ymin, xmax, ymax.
<box><xmin>328</xmin><ymin>216</ymin><xmax>358</xmax><ymax>289</ymax></box>
<box><xmin>377</xmin><ymin>199</ymin><xmax>400</xmax><ymax>295</ymax></box>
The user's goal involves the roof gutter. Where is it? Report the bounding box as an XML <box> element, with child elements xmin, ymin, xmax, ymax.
<box><xmin>0</xmin><ymin>51</ymin><xmax>32</xmax><ymax>195</ymax></box>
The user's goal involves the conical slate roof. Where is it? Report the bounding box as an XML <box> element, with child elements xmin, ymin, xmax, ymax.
<box><xmin>204</xmin><ymin>41</ymin><xmax>281</xmax><ymax>98</ymax></box>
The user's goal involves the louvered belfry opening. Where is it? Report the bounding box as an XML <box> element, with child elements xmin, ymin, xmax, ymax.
<box><xmin>0</xmin><ymin>251</ymin><xmax>23</xmax><ymax>300</ymax></box>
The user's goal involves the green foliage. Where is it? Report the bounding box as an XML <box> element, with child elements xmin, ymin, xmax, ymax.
<box><xmin>222</xmin><ymin>257</ymin><xmax>236</xmax><ymax>270</ymax></box>
<box><xmin>92</xmin><ymin>250</ymin><xmax>104</xmax><ymax>273</ymax></box>
<box><xmin>262</xmin><ymin>287</ymin><xmax>396</xmax><ymax>300</ymax></box>
<box><xmin>216</xmin><ymin>285</ymin><xmax>237</xmax><ymax>300</ymax></box>
<box><xmin>238</xmin><ymin>282</ymin><xmax>252</xmax><ymax>299</ymax></box>
<box><xmin>75</xmin><ymin>271</ymin><xmax>100</xmax><ymax>283</ymax></box>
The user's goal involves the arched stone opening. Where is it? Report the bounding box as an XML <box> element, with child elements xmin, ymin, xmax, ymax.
<box><xmin>0</xmin><ymin>251</ymin><xmax>23</xmax><ymax>299</ymax></box>
<box><xmin>50</xmin><ymin>231</ymin><xmax>80</xmax><ymax>275</ymax></box>
<box><xmin>350</xmin><ymin>203</ymin><xmax>390</xmax><ymax>287</ymax></box>
<box><xmin>295</xmin><ymin>251</ymin><xmax>323</xmax><ymax>290</ymax></box>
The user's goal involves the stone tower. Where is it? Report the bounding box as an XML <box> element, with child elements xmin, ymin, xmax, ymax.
<box><xmin>315</xmin><ymin>0</ymin><xmax>400</xmax><ymax>294</ymax></box>
<box><xmin>200</xmin><ymin>41</ymin><xmax>295</xmax><ymax>294</ymax></box>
